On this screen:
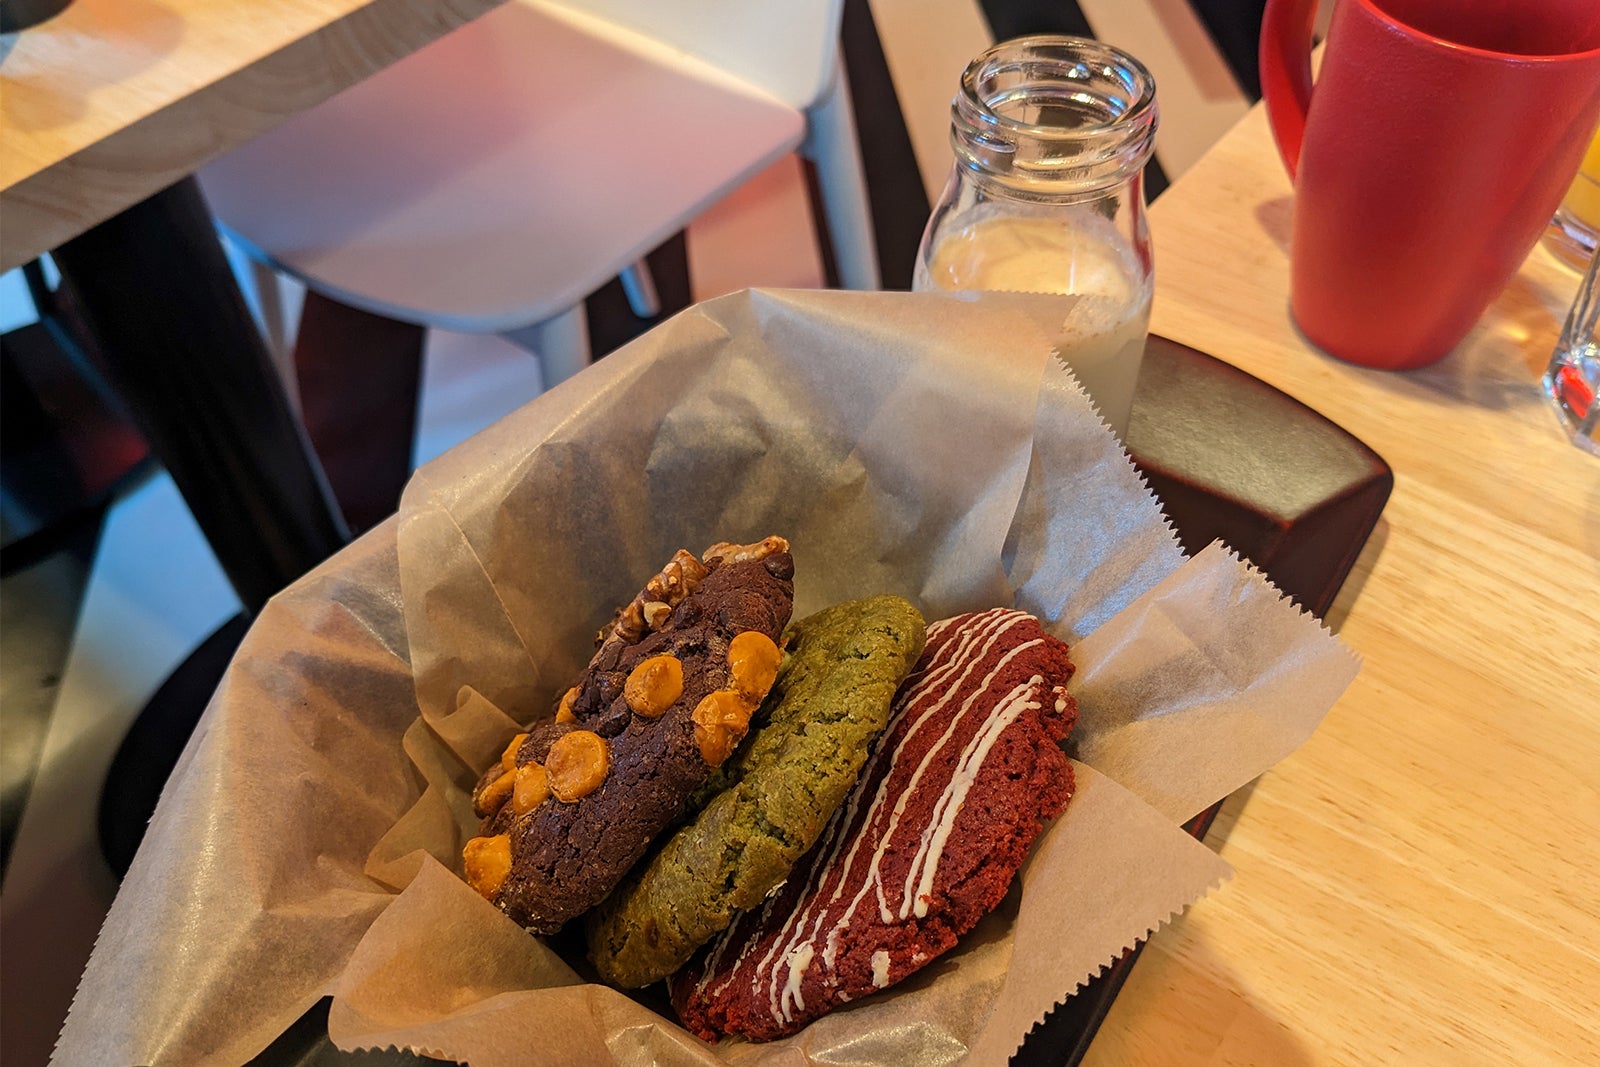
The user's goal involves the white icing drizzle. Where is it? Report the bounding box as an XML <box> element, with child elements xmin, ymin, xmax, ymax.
<box><xmin>903</xmin><ymin>678</ymin><xmax>1039</xmax><ymax>918</ymax></box>
<box><xmin>888</xmin><ymin>639</ymin><xmax>1043</xmax><ymax>920</ymax></box>
<box><xmin>748</xmin><ymin>773</ymin><xmax>881</xmax><ymax>1019</ymax></box>
<box><xmin>779</xmin><ymin>943</ymin><xmax>814</xmax><ymax>1020</ymax></box>
<box><xmin>696</xmin><ymin>885</ymin><xmax>780</xmax><ymax>1001</ymax></box>
<box><xmin>838</xmin><ymin>613</ymin><xmax>1029</xmax><ymax>935</ymax></box>
<box><xmin>871</xmin><ymin>950</ymin><xmax>891</xmax><ymax>988</ymax></box>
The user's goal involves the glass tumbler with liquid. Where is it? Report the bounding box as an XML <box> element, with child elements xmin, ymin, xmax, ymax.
<box><xmin>913</xmin><ymin>36</ymin><xmax>1159</xmax><ymax>438</ymax></box>
<box><xmin>1544</xmin><ymin>249</ymin><xmax>1600</xmax><ymax>456</ymax></box>
<box><xmin>1544</xmin><ymin>123</ymin><xmax>1600</xmax><ymax>271</ymax></box>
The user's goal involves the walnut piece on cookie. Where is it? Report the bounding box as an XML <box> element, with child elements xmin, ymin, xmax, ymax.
<box><xmin>599</xmin><ymin>548</ymin><xmax>712</xmax><ymax>646</ymax></box>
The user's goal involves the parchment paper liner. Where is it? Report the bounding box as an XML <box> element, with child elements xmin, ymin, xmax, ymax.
<box><xmin>54</xmin><ymin>289</ymin><xmax>1358</xmax><ymax>1066</ymax></box>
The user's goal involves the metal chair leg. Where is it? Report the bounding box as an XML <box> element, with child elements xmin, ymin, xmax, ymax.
<box><xmin>619</xmin><ymin>260</ymin><xmax>662</xmax><ymax>318</ymax></box>
<box><xmin>802</xmin><ymin>50</ymin><xmax>882</xmax><ymax>291</ymax></box>
<box><xmin>503</xmin><ymin>304</ymin><xmax>592</xmax><ymax>388</ymax></box>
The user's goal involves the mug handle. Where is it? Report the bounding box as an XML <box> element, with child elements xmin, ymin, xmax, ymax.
<box><xmin>1260</xmin><ymin>0</ymin><xmax>1321</xmax><ymax>180</ymax></box>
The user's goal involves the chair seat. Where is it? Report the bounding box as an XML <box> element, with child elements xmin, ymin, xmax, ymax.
<box><xmin>200</xmin><ymin>0</ymin><xmax>806</xmax><ymax>333</ymax></box>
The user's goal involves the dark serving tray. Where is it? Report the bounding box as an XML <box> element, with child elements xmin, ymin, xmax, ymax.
<box><xmin>1012</xmin><ymin>334</ymin><xmax>1392</xmax><ymax>1066</ymax></box>
<box><xmin>250</xmin><ymin>335</ymin><xmax>1393</xmax><ymax>1066</ymax></box>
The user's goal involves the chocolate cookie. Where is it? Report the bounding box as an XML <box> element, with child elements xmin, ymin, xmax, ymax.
<box><xmin>460</xmin><ymin>538</ymin><xmax>795</xmax><ymax>935</ymax></box>
<box><xmin>585</xmin><ymin>595</ymin><xmax>927</xmax><ymax>989</ymax></box>
<box><xmin>670</xmin><ymin>608</ymin><xmax>1077</xmax><ymax>1041</ymax></box>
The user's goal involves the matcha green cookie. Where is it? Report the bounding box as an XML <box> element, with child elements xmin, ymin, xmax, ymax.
<box><xmin>585</xmin><ymin>595</ymin><xmax>926</xmax><ymax>989</ymax></box>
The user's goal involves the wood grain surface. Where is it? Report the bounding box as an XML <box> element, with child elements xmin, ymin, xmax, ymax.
<box><xmin>0</xmin><ymin>0</ymin><xmax>505</xmax><ymax>272</ymax></box>
<box><xmin>1083</xmin><ymin>104</ymin><xmax>1600</xmax><ymax>1066</ymax></box>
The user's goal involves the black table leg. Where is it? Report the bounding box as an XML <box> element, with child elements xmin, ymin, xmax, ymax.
<box><xmin>1</xmin><ymin>274</ymin><xmax>151</xmax><ymax>575</ymax></box>
<box><xmin>50</xmin><ymin>177</ymin><xmax>349</xmax><ymax>614</ymax></box>
<box><xmin>49</xmin><ymin>178</ymin><xmax>352</xmax><ymax>877</ymax></box>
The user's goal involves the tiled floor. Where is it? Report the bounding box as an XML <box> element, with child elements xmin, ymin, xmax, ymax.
<box><xmin>0</xmin><ymin>3</ymin><xmax>1252</xmax><ymax>1062</ymax></box>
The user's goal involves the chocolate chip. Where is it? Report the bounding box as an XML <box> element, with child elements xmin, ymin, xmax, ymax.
<box><xmin>590</xmin><ymin>700</ymin><xmax>632</xmax><ymax>738</ymax></box>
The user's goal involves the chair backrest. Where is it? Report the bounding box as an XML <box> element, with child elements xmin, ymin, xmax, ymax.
<box><xmin>548</xmin><ymin>0</ymin><xmax>845</xmax><ymax>110</ymax></box>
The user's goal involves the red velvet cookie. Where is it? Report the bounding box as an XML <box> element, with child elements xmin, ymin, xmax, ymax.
<box><xmin>671</xmin><ymin>608</ymin><xmax>1077</xmax><ymax>1041</ymax></box>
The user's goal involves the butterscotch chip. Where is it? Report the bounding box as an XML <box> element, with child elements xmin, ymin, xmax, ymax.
<box><xmin>473</xmin><ymin>768</ymin><xmax>516</xmax><ymax>818</ymax></box>
<box><xmin>556</xmin><ymin>688</ymin><xmax>578</xmax><ymax>724</ymax></box>
<box><xmin>624</xmin><ymin>654</ymin><xmax>684</xmax><ymax>717</ymax></box>
<box><xmin>692</xmin><ymin>690</ymin><xmax>756</xmax><ymax>767</ymax></box>
<box><xmin>692</xmin><ymin>689</ymin><xmax>756</xmax><ymax>730</ymax></box>
<box><xmin>501</xmin><ymin>732</ymin><xmax>529</xmax><ymax>772</ymax></box>
<box><xmin>546</xmin><ymin>730</ymin><xmax>610</xmax><ymax>801</ymax></box>
<box><xmin>512</xmin><ymin>762</ymin><xmax>550</xmax><ymax>815</ymax></box>
<box><xmin>463</xmin><ymin>834</ymin><xmax>512</xmax><ymax>899</ymax></box>
<box><xmin>694</xmin><ymin>724</ymin><xmax>736</xmax><ymax>769</ymax></box>
<box><xmin>727</xmin><ymin>631</ymin><xmax>781</xmax><ymax>703</ymax></box>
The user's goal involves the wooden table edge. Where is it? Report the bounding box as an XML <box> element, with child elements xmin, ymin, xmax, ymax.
<box><xmin>0</xmin><ymin>0</ymin><xmax>506</xmax><ymax>272</ymax></box>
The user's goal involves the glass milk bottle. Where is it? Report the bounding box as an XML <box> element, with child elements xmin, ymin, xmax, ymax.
<box><xmin>913</xmin><ymin>36</ymin><xmax>1158</xmax><ymax>438</ymax></box>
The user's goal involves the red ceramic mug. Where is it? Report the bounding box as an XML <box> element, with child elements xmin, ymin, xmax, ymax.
<box><xmin>1260</xmin><ymin>0</ymin><xmax>1600</xmax><ymax>370</ymax></box>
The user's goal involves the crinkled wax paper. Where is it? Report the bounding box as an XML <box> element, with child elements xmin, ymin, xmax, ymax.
<box><xmin>55</xmin><ymin>290</ymin><xmax>1358</xmax><ymax>1066</ymax></box>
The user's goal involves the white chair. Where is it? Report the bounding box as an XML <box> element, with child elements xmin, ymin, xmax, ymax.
<box><xmin>199</xmin><ymin>0</ymin><xmax>879</xmax><ymax>387</ymax></box>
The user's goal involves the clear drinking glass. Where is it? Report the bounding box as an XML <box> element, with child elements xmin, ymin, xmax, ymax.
<box><xmin>1543</xmin><ymin>125</ymin><xmax>1600</xmax><ymax>271</ymax></box>
<box><xmin>913</xmin><ymin>36</ymin><xmax>1158</xmax><ymax>438</ymax></box>
<box><xmin>1544</xmin><ymin>250</ymin><xmax>1600</xmax><ymax>456</ymax></box>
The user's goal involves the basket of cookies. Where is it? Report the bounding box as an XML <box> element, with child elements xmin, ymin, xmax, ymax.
<box><xmin>57</xmin><ymin>289</ymin><xmax>1358</xmax><ymax>1065</ymax></box>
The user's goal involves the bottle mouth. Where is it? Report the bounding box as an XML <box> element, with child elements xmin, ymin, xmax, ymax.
<box><xmin>952</xmin><ymin>35</ymin><xmax>1159</xmax><ymax>195</ymax></box>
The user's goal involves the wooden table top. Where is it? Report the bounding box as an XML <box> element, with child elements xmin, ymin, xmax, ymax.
<box><xmin>1085</xmin><ymin>103</ymin><xmax>1600</xmax><ymax>1066</ymax></box>
<box><xmin>0</xmin><ymin>0</ymin><xmax>504</xmax><ymax>273</ymax></box>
